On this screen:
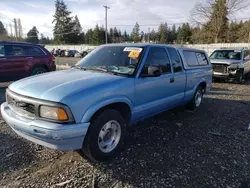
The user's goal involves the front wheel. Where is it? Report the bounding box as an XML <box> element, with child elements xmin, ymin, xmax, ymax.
<box><xmin>31</xmin><ymin>67</ymin><xmax>47</xmax><ymax>76</ymax></box>
<box><xmin>186</xmin><ymin>86</ymin><xmax>203</xmax><ymax>111</ymax></box>
<box><xmin>235</xmin><ymin>70</ymin><xmax>244</xmax><ymax>84</ymax></box>
<box><xmin>81</xmin><ymin>109</ymin><xmax>126</xmax><ymax>162</ymax></box>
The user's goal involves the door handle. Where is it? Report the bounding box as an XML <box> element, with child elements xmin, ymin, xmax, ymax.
<box><xmin>26</xmin><ymin>57</ymin><xmax>33</xmax><ymax>59</ymax></box>
<box><xmin>0</xmin><ymin>58</ymin><xmax>6</xmax><ymax>60</ymax></box>
<box><xmin>170</xmin><ymin>77</ymin><xmax>174</xmax><ymax>83</ymax></box>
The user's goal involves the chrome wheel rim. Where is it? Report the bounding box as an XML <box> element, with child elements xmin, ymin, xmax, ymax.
<box><xmin>195</xmin><ymin>90</ymin><xmax>202</xmax><ymax>107</ymax></box>
<box><xmin>98</xmin><ymin>120</ymin><xmax>121</xmax><ymax>153</ymax></box>
<box><xmin>35</xmin><ymin>70</ymin><xmax>45</xmax><ymax>75</ymax></box>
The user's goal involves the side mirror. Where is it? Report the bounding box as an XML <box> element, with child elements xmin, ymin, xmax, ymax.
<box><xmin>141</xmin><ymin>65</ymin><xmax>162</xmax><ymax>77</ymax></box>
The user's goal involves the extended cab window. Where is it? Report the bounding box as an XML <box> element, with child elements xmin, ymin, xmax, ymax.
<box><xmin>167</xmin><ymin>47</ymin><xmax>183</xmax><ymax>72</ymax></box>
<box><xmin>5</xmin><ymin>45</ymin><xmax>26</xmax><ymax>56</ymax></box>
<box><xmin>183</xmin><ymin>51</ymin><xmax>199</xmax><ymax>66</ymax></box>
<box><xmin>196</xmin><ymin>52</ymin><xmax>208</xmax><ymax>65</ymax></box>
<box><xmin>144</xmin><ymin>47</ymin><xmax>171</xmax><ymax>74</ymax></box>
<box><xmin>183</xmin><ymin>51</ymin><xmax>208</xmax><ymax>66</ymax></box>
<box><xmin>0</xmin><ymin>45</ymin><xmax>5</xmax><ymax>57</ymax></box>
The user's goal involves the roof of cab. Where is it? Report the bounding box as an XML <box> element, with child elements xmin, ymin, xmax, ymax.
<box><xmin>100</xmin><ymin>43</ymin><xmax>204</xmax><ymax>52</ymax></box>
<box><xmin>100</xmin><ymin>43</ymin><xmax>180</xmax><ymax>48</ymax></box>
<box><xmin>0</xmin><ymin>40</ymin><xmax>43</xmax><ymax>47</ymax></box>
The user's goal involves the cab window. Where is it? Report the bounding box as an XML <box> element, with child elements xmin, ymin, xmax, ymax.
<box><xmin>143</xmin><ymin>47</ymin><xmax>171</xmax><ymax>74</ymax></box>
<box><xmin>167</xmin><ymin>47</ymin><xmax>183</xmax><ymax>72</ymax></box>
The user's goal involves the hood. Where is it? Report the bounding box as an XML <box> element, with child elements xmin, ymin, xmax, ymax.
<box><xmin>9</xmin><ymin>69</ymin><xmax>125</xmax><ymax>102</ymax></box>
<box><xmin>210</xmin><ymin>59</ymin><xmax>241</xmax><ymax>65</ymax></box>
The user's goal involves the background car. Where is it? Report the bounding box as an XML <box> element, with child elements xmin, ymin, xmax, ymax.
<box><xmin>59</xmin><ymin>49</ymin><xmax>65</xmax><ymax>57</ymax></box>
<box><xmin>75</xmin><ymin>50</ymin><xmax>89</xmax><ymax>58</ymax></box>
<box><xmin>0</xmin><ymin>41</ymin><xmax>56</xmax><ymax>82</ymax></box>
<box><xmin>65</xmin><ymin>49</ymin><xmax>79</xmax><ymax>57</ymax></box>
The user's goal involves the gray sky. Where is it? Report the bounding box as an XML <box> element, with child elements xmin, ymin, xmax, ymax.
<box><xmin>0</xmin><ymin>0</ymin><xmax>249</xmax><ymax>38</ymax></box>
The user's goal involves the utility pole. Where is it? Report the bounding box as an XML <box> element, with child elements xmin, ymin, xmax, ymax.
<box><xmin>103</xmin><ymin>5</ymin><xmax>110</xmax><ymax>44</ymax></box>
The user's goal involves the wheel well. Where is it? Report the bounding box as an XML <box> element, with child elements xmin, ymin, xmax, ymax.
<box><xmin>199</xmin><ymin>82</ymin><xmax>207</xmax><ymax>93</ymax></box>
<box><xmin>90</xmin><ymin>102</ymin><xmax>131</xmax><ymax>124</ymax></box>
<box><xmin>32</xmin><ymin>64</ymin><xmax>49</xmax><ymax>71</ymax></box>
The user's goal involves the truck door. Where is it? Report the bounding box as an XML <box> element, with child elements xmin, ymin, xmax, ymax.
<box><xmin>134</xmin><ymin>46</ymin><xmax>181</xmax><ymax>120</ymax></box>
<box><xmin>166</xmin><ymin>47</ymin><xmax>186</xmax><ymax>104</ymax></box>
<box><xmin>4</xmin><ymin>44</ymin><xmax>29</xmax><ymax>81</ymax></box>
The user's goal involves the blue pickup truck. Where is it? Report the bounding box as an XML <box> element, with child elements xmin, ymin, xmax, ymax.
<box><xmin>1</xmin><ymin>44</ymin><xmax>212</xmax><ymax>161</ymax></box>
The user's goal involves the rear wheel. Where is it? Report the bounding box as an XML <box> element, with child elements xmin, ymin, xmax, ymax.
<box><xmin>81</xmin><ymin>109</ymin><xmax>125</xmax><ymax>162</ymax></box>
<box><xmin>186</xmin><ymin>86</ymin><xmax>203</xmax><ymax>111</ymax></box>
<box><xmin>31</xmin><ymin>67</ymin><xmax>47</xmax><ymax>76</ymax></box>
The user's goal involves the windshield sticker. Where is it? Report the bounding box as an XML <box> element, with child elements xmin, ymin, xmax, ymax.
<box><xmin>234</xmin><ymin>50</ymin><xmax>241</xmax><ymax>53</ymax></box>
<box><xmin>128</xmin><ymin>50</ymin><xmax>141</xmax><ymax>58</ymax></box>
<box><xmin>124</xmin><ymin>47</ymin><xmax>142</xmax><ymax>52</ymax></box>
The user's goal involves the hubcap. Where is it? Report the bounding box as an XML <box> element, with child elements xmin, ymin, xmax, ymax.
<box><xmin>195</xmin><ymin>90</ymin><xmax>202</xmax><ymax>107</ymax></box>
<box><xmin>35</xmin><ymin>70</ymin><xmax>45</xmax><ymax>75</ymax></box>
<box><xmin>98</xmin><ymin>120</ymin><xmax>121</xmax><ymax>153</ymax></box>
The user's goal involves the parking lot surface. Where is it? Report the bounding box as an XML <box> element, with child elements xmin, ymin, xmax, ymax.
<box><xmin>1</xmin><ymin>77</ymin><xmax>250</xmax><ymax>187</ymax></box>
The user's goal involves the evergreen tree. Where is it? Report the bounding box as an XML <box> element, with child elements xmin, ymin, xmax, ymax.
<box><xmin>204</xmin><ymin>0</ymin><xmax>228</xmax><ymax>43</ymax></box>
<box><xmin>52</xmin><ymin>0</ymin><xmax>73</xmax><ymax>44</ymax></box>
<box><xmin>150</xmin><ymin>29</ymin><xmax>157</xmax><ymax>42</ymax></box>
<box><xmin>237</xmin><ymin>20</ymin><xmax>250</xmax><ymax>42</ymax></box>
<box><xmin>124</xmin><ymin>30</ymin><xmax>129</xmax><ymax>41</ymax></box>
<box><xmin>79</xmin><ymin>32</ymin><xmax>85</xmax><ymax>44</ymax></box>
<box><xmin>228</xmin><ymin>21</ymin><xmax>241</xmax><ymax>42</ymax></box>
<box><xmin>109</xmin><ymin>28</ymin><xmax>114</xmax><ymax>43</ymax></box>
<box><xmin>85</xmin><ymin>29</ymin><xmax>93</xmax><ymax>44</ymax></box>
<box><xmin>169</xmin><ymin>24</ymin><xmax>177</xmax><ymax>44</ymax></box>
<box><xmin>92</xmin><ymin>24</ymin><xmax>100</xmax><ymax>45</ymax></box>
<box><xmin>0</xmin><ymin>21</ymin><xmax>7</xmax><ymax>36</ymax></box>
<box><xmin>99</xmin><ymin>26</ymin><xmax>105</xmax><ymax>44</ymax></box>
<box><xmin>0</xmin><ymin>21</ymin><xmax>8</xmax><ymax>40</ymax></box>
<box><xmin>131</xmin><ymin>22</ymin><xmax>140</xmax><ymax>42</ymax></box>
<box><xmin>69</xmin><ymin>15</ymin><xmax>82</xmax><ymax>43</ymax></box>
<box><xmin>26</xmin><ymin>26</ymin><xmax>39</xmax><ymax>44</ymax></box>
<box><xmin>158</xmin><ymin>22</ymin><xmax>168</xmax><ymax>44</ymax></box>
<box><xmin>177</xmin><ymin>23</ymin><xmax>192</xmax><ymax>44</ymax></box>
<box><xmin>113</xmin><ymin>27</ymin><xmax>119</xmax><ymax>43</ymax></box>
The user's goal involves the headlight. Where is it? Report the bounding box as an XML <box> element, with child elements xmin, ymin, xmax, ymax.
<box><xmin>228</xmin><ymin>64</ymin><xmax>238</xmax><ymax>70</ymax></box>
<box><xmin>40</xmin><ymin>106</ymin><xmax>69</xmax><ymax>121</ymax></box>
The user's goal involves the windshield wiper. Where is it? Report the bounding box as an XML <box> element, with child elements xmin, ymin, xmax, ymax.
<box><xmin>71</xmin><ymin>65</ymin><xmax>84</xmax><ymax>70</ymax></box>
<box><xmin>81</xmin><ymin>66</ymin><xmax>108</xmax><ymax>72</ymax></box>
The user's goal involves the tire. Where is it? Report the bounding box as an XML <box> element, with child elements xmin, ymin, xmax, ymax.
<box><xmin>81</xmin><ymin>109</ymin><xmax>126</xmax><ymax>162</ymax></box>
<box><xmin>186</xmin><ymin>86</ymin><xmax>203</xmax><ymax>111</ymax></box>
<box><xmin>82</xmin><ymin>52</ymin><xmax>88</xmax><ymax>57</ymax></box>
<box><xmin>31</xmin><ymin>67</ymin><xmax>47</xmax><ymax>76</ymax></box>
<box><xmin>235</xmin><ymin>69</ymin><xmax>244</xmax><ymax>84</ymax></box>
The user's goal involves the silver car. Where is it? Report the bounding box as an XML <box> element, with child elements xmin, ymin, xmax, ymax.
<box><xmin>209</xmin><ymin>47</ymin><xmax>250</xmax><ymax>83</ymax></box>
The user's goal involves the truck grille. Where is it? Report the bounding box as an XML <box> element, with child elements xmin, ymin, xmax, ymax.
<box><xmin>212</xmin><ymin>64</ymin><xmax>228</xmax><ymax>73</ymax></box>
<box><xmin>6</xmin><ymin>93</ymin><xmax>35</xmax><ymax>119</ymax></box>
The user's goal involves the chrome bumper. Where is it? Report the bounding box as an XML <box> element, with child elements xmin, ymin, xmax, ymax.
<box><xmin>1</xmin><ymin>102</ymin><xmax>90</xmax><ymax>151</ymax></box>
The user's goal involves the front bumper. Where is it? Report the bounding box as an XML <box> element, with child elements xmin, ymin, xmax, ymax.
<box><xmin>1</xmin><ymin>102</ymin><xmax>90</xmax><ymax>151</ymax></box>
<box><xmin>213</xmin><ymin>70</ymin><xmax>237</xmax><ymax>78</ymax></box>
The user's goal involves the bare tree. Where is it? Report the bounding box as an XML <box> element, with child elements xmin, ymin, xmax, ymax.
<box><xmin>190</xmin><ymin>0</ymin><xmax>249</xmax><ymax>26</ymax></box>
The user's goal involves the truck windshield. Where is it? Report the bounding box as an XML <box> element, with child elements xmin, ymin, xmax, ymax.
<box><xmin>209</xmin><ymin>50</ymin><xmax>241</xmax><ymax>60</ymax></box>
<box><xmin>75</xmin><ymin>46</ymin><xmax>144</xmax><ymax>76</ymax></box>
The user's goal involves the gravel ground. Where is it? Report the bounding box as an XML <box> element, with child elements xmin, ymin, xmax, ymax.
<box><xmin>1</xmin><ymin>80</ymin><xmax>250</xmax><ymax>188</ymax></box>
